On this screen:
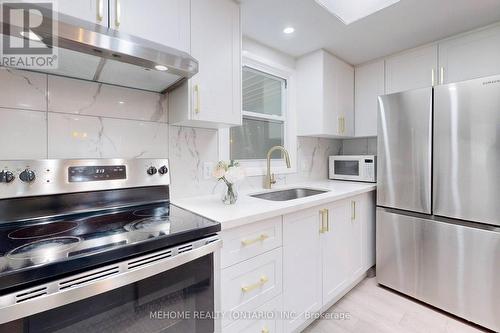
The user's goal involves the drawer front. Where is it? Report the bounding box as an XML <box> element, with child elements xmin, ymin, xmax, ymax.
<box><xmin>221</xmin><ymin>247</ymin><xmax>283</xmax><ymax>327</ymax></box>
<box><xmin>222</xmin><ymin>295</ymin><xmax>283</xmax><ymax>333</ymax></box>
<box><xmin>221</xmin><ymin>217</ymin><xmax>282</xmax><ymax>268</ymax></box>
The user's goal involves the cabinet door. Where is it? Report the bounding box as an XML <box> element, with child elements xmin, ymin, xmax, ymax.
<box><xmin>439</xmin><ymin>25</ymin><xmax>500</xmax><ymax>84</ymax></box>
<box><xmin>321</xmin><ymin>199</ymin><xmax>351</xmax><ymax>305</ymax></box>
<box><xmin>323</xmin><ymin>52</ymin><xmax>354</xmax><ymax>136</ymax></box>
<box><xmin>349</xmin><ymin>196</ymin><xmax>365</xmax><ymax>279</ymax></box>
<box><xmin>56</xmin><ymin>0</ymin><xmax>108</xmax><ymax>26</ymax></box>
<box><xmin>109</xmin><ymin>0</ymin><xmax>190</xmax><ymax>52</ymax></box>
<box><xmin>355</xmin><ymin>60</ymin><xmax>384</xmax><ymax>137</ymax></box>
<box><xmin>364</xmin><ymin>191</ymin><xmax>376</xmax><ymax>270</ymax></box>
<box><xmin>385</xmin><ymin>44</ymin><xmax>438</xmax><ymax>94</ymax></box>
<box><xmin>283</xmin><ymin>207</ymin><xmax>322</xmax><ymax>333</ymax></box>
<box><xmin>190</xmin><ymin>0</ymin><xmax>241</xmax><ymax>126</ymax></box>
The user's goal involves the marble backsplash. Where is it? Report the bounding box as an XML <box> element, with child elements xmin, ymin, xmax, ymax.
<box><xmin>0</xmin><ymin>67</ymin><xmax>368</xmax><ymax>199</ymax></box>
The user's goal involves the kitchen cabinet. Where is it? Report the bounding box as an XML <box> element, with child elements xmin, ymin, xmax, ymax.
<box><xmin>109</xmin><ymin>0</ymin><xmax>190</xmax><ymax>53</ymax></box>
<box><xmin>283</xmin><ymin>192</ymin><xmax>375</xmax><ymax>331</ymax></box>
<box><xmin>438</xmin><ymin>24</ymin><xmax>500</xmax><ymax>84</ymax></box>
<box><xmin>385</xmin><ymin>44</ymin><xmax>438</xmax><ymax>94</ymax></box>
<box><xmin>282</xmin><ymin>207</ymin><xmax>322</xmax><ymax>333</ymax></box>
<box><xmin>55</xmin><ymin>0</ymin><xmax>108</xmax><ymax>26</ymax></box>
<box><xmin>321</xmin><ymin>200</ymin><xmax>351</xmax><ymax>306</ymax></box>
<box><xmin>168</xmin><ymin>0</ymin><xmax>242</xmax><ymax>128</ymax></box>
<box><xmin>354</xmin><ymin>60</ymin><xmax>384</xmax><ymax>137</ymax></box>
<box><xmin>297</xmin><ymin>49</ymin><xmax>354</xmax><ymax>137</ymax></box>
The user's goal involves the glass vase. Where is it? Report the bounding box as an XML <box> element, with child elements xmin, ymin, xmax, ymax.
<box><xmin>221</xmin><ymin>183</ymin><xmax>238</xmax><ymax>205</ymax></box>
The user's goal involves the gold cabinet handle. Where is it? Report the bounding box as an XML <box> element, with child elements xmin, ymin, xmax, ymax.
<box><xmin>241</xmin><ymin>234</ymin><xmax>269</xmax><ymax>246</ymax></box>
<box><xmin>338</xmin><ymin>116</ymin><xmax>342</xmax><ymax>135</ymax></box>
<box><xmin>115</xmin><ymin>0</ymin><xmax>121</xmax><ymax>27</ymax></box>
<box><xmin>241</xmin><ymin>276</ymin><xmax>269</xmax><ymax>293</ymax></box>
<box><xmin>320</xmin><ymin>208</ymin><xmax>329</xmax><ymax>233</ymax></box>
<box><xmin>351</xmin><ymin>201</ymin><xmax>356</xmax><ymax>221</ymax></box>
<box><xmin>194</xmin><ymin>84</ymin><xmax>201</xmax><ymax>114</ymax></box>
<box><xmin>343</xmin><ymin>117</ymin><xmax>346</xmax><ymax>134</ymax></box>
<box><xmin>440</xmin><ymin>67</ymin><xmax>444</xmax><ymax>85</ymax></box>
<box><xmin>261</xmin><ymin>328</ymin><xmax>270</xmax><ymax>333</ymax></box>
<box><xmin>431</xmin><ymin>69</ymin><xmax>436</xmax><ymax>86</ymax></box>
<box><xmin>96</xmin><ymin>0</ymin><xmax>104</xmax><ymax>22</ymax></box>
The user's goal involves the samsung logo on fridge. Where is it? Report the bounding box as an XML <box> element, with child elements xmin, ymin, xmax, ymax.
<box><xmin>482</xmin><ymin>79</ymin><xmax>500</xmax><ymax>85</ymax></box>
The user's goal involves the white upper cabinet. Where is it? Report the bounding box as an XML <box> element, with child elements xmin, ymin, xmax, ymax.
<box><xmin>354</xmin><ymin>60</ymin><xmax>384</xmax><ymax>137</ymax></box>
<box><xmin>168</xmin><ymin>0</ymin><xmax>242</xmax><ymax>128</ymax></box>
<box><xmin>109</xmin><ymin>0</ymin><xmax>190</xmax><ymax>53</ymax></box>
<box><xmin>439</xmin><ymin>24</ymin><xmax>500</xmax><ymax>85</ymax></box>
<box><xmin>56</xmin><ymin>0</ymin><xmax>108</xmax><ymax>26</ymax></box>
<box><xmin>385</xmin><ymin>44</ymin><xmax>438</xmax><ymax>94</ymax></box>
<box><xmin>297</xmin><ymin>49</ymin><xmax>354</xmax><ymax>137</ymax></box>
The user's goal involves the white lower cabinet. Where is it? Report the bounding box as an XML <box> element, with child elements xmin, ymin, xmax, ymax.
<box><xmin>321</xmin><ymin>199</ymin><xmax>352</xmax><ymax>308</ymax></box>
<box><xmin>222</xmin><ymin>295</ymin><xmax>283</xmax><ymax>333</ymax></box>
<box><xmin>218</xmin><ymin>191</ymin><xmax>375</xmax><ymax>333</ymax></box>
<box><xmin>283</xmin><ymin>192</ymin><xmax>375</xmax><ymax>332</ymax></box>
<box><xmin>220</xmin><ymin>247</ymin><xmax>283</xmax><ymax>328</ymax></box>
<box><xmin>282</xmin><ymin>208</ymin><xmax>322</xmax><ymax>332</ymax></box>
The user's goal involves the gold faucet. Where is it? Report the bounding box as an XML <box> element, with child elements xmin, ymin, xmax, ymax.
<box><xmin>264</xmin><ymin>146</ymin><xmax>291</xmax><ymax>189</ymax></box>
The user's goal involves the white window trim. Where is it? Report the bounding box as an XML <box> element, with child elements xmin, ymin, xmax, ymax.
<box><xmin>218</xmin><ymin>51</ymin><xmax>297</xmax><ymax>177</ymax></box>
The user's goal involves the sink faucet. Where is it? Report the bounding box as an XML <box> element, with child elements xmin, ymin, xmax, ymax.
<box><xmin>264</xmin><ymin>146</ymin><xmax>291</xmax><ymax>189</ymax></box>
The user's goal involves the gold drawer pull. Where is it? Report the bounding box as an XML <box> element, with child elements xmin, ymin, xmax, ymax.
<box><xmin>241</xmin><ymin>276</ymin><xmax>269</xmax><ymax>293</ymax></box>
<box><xmin>261</xmin><ymin>328</ymin><xmax>270</xmax><ymax>333</ymax></box>
<box><xmin>320</xmin><ymin>208</ymin><xmax>329</xmax><ymax>233</ymax></box>
<box><xmin>241</xmin><ymin>234</ymin><xmax>269</xmax><ymax>246</ymax></box>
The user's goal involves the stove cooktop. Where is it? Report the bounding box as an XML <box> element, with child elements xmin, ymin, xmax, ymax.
<box><xmin>0</xmin><ymin>202</ymin><xmax>220</xmax><ymax>293</ymax></box>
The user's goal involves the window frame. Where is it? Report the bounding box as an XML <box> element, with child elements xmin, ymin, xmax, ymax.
<box><xmin>219</xmin><ymin>52</ymin><xmax>297</xmax><ymax>177</ymax></box>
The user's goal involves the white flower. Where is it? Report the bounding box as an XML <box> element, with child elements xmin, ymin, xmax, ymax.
<box><xmin>224</xmin><ymin>166</ymin><xmax>245</xmax><ymax>184</ymax></box>
<box><xmin>213</xmin><ymin>165</ymin><xmax>226</xmax><ymax>179</ymax></box>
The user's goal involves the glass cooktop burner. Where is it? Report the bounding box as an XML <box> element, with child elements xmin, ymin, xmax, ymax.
<box><xmin>124</xmin><ymin>216</ymin><xmax>182</xmax><ymax>233</ymax></box>
<box><xmin>8</xmin><ymin>222</ymin><xmax>79</xmax><ymax>240</ymax></box>
<box><xmin>7</xmin><ymin>237</ymin><xmax>81</xmax><ymax>260</ymax></box>
<box><xmin>132</xmin><ymin>207</ymin><xmax>169</xmax><ymax>218</ymax></box>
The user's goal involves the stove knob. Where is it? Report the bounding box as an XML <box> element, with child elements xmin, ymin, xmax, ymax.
<box><xmin>0</xmin><ymin>170</ymin><xmax>14</xmax><ymax>183</ymax></box>
<box><xmin>19</xmin><ymin>169</ymin><xmax>36</xmax><ymax>183</ymax></box>
<box><xmin>147</xmin><ymin>166</ymin><xmax>158</xmax><ymax>175</ymax></box>
<box><xmin>158</xmin><ymin>165</ymin><xmax>168</xmax><ymax>175</ymax></box>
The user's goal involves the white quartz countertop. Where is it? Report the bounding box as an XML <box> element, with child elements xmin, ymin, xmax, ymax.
<box><xmin>172</xmin><ymin>180</ymin><xmax>376</xmax><ymax>230</ymax></box>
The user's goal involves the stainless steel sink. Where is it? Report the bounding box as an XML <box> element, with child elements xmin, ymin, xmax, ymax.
<box><xmin>250</xmin><ymin>188</ymin><xmax>329</xmax><ymax>201</ymax></box>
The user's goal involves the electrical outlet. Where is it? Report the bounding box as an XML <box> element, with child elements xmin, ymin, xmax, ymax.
<box><xmin>203</xmin><ymin>162</ymin><xmax>214</xmax><ymax>180</ymax></box>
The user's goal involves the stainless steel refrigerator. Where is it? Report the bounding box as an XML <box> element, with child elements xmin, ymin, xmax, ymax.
<box><xmin>376</xmin><ymin>75</ymin><xmax>500</xmax><ymax>332</ymax></box>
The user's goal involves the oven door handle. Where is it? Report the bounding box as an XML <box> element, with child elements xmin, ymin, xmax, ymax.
<box><xmin>0</xmin><ymin>236</ymin><xmax>222</xmax><ymax>324</ymax></box>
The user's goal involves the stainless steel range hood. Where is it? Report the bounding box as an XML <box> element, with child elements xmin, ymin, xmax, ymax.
<box><xmin>0</xmin><ymin>4</ymin><xmax>198</xmax><ymax>93</ymax></box>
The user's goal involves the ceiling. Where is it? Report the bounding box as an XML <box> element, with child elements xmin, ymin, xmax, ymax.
<box><xmin>241</xmin><ymin>0</ymin><xmax>500</xmax><ymax>65</ymax></box>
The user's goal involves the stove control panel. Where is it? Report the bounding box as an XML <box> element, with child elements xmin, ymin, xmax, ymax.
<box><xmin>0</xmin><ymin>159</ymin><xmax>170</xmax><ymax>199</ymax></box>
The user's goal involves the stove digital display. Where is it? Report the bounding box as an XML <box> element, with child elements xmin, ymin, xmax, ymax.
<box><xmin>68</xmin><ymin>165</ymin><xmax>127</xmax><ymax>182</ymax></box>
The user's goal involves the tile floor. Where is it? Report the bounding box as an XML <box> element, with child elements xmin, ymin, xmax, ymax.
<box><xmin>303</xmin><ymin>277</ymin><xmax>491</xmax><ymax>333</ymax></box>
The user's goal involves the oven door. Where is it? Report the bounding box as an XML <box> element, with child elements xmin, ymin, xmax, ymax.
<box><xmin>0</xmin><ymin>238</ymin><xmax>221</xmax><ymax>333</ymax></box>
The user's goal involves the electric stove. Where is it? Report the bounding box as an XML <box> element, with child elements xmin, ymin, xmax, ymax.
<box><xmin>0</xmin><ymin>159</ymin><xmax>221</xmax><ymax>333</ymax></box>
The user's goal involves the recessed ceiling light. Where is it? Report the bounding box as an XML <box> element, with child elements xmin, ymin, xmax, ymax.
<box><xmin>283</xmin><ymin>27</ymin><xmax>295</xmax><ymax>34</ymax></box>
<box><xmin>20</xmin><ymin>31</ymin><xmax>42</xmax><ymax>41</ymax></box>
<box><xmin>154</xmin><ymin>65</ymin><xmax>168</xmax><ymax>71</ymax></box>
<box><xmin>315</xmin><ymin>0</ymin><xmax>400</xmax><ymax>25</ymax></box>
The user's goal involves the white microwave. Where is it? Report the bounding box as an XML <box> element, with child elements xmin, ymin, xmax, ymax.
<box><xmin>329</xmin><ymin>155</ymin><xmax>376</xmax><ymax>183</ymax></box>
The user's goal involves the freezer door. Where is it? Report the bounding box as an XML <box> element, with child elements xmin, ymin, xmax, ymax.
<box><xmin>377</xmin><ymin>88</ymin><xmax>433</xmax><ymax>213</ymax></box>
<box><xmin>376</xmin><ymin>208</ymin><xmax>500</xmax><ymax>332</ymax></box>
<box><xmin>434</xmin><ymin>75</ymin><xmax>500</xmax><ymax>226</ymax></box>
